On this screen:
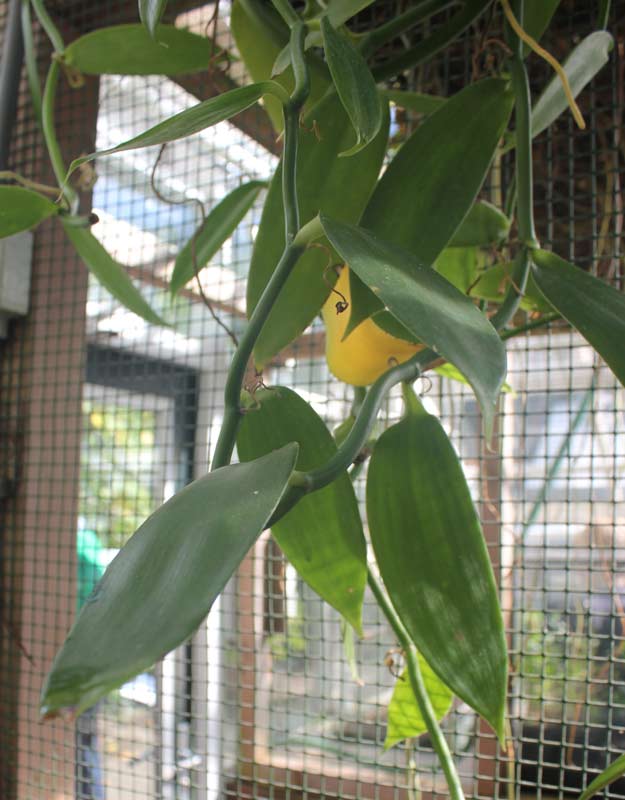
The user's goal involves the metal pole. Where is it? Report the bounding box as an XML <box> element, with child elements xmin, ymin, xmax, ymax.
<box><xmin>0</xmin><ymin>0</ymin><xmax>25</xmax><ymax>169</ymax></box>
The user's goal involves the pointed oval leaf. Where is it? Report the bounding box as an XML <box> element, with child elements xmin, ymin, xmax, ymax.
<box><xmin>321</xmin><ymin>16</ymin><xmax>382</xmax><ymax>157</ymax></box>
<box><xmin>248</xmin><ymin>92</ymin><xmax>389</xmax><ymax>369</ymax></box>
<box><xmin>578</xmin><ymin>753</ymin><xmax>625</xmax><ymax>800</ymax></box>
<box><xmin>448</xmin><ymin>200</ymin><xmax>510</xmax><ymax>248</ymax></box>
<box><xmin>532</xmin><ymin>249</ymin><xmax>625</xmax><ymax>387</ymax></box>
<box><xmin>237</xmin><ymin>387</ymin><xmax>367</xmax><ymax>634</ymax></box>
<box><xmin>64</xmin><ymin>24</ymin><xmax>213</xmax><ymax>76</ymax></box>
<box><xmin>367</xmin><ymin>411</ymin><xmax>507</xmax><ymax>738</ymax></box>
<box><xmin>171</xmin><ymin>180</ymin><xmax>265</xmax><ymax>295</ymax></box>
<box><xmin>531</xmin><ymin>32</ymin><xmax>613</xmax><ymax>139</ymax></box>
<box><xmin>321</xmin><ymin>216</ymin><xmax>506</xmax><ymax>430</ymax></box>
<box><xmin>231</xmin><ymin>0</ymin><xmax>330</xmax><ymax>132</ymax></box>
<box><xmin>62</xmin><ymin>223</ymin><xmax>167</xmax><ymax>327</ymax></box>
<box><xmin>0</xmin><ymin>186</ymin><xmax>59</xmax><ymax>238</ymax></box>
<box><xmin>68</xmin><ymin>82</ymin><xmax>283</xmax><ymax>176</ymax></box>
<box><xmin>384</xmin><ymin>657</ymin><xmax>454</xmax><ymax>750</ymax></box>
<box><xmin>139</xmin><ymin>0</ymin><xmax>169</xmax><ymax>37</ymax></box>
<box><xmin>40</xmin><ymin>443</ymin><xmax>298</xmax><ymax>717</ymax></box>
<box><xmin>347</xmin><ymin>78</ymin><xmax>514</xmax><ymax>333</ymax></box>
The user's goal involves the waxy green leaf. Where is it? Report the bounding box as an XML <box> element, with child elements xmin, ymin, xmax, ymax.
<box><xmin>138</xmin><ymin>0</ymin><xmax>169</xmax><ymax>37</ymax></box>
<box><xmin>321</xmin><ymin>16</ymin><xmax>382</xmax><ymax>156</ymax></box>
<box><xmin>578</xmin><ymin>753</ymin><xmax>625</xmax><ymax>800</ymax></box>
<box><xmin>434</xmin><ymin>247</ymin><xmax>478</xmax><ymax>293</ymax></box>
<box><xmin>372</xmin><ymin>0</ymin><xmax>490</xmax><ymax>80</ymax></box>
<box><xmin>40</xmin><ymin>443</ymin><xmax>299</xmax><ymax>716</ymax></box>
<box><xmin>321</xmin><ymin>216</ymin><xmax>506</xmax><ymax>431</ymax></box>
<box><xmin>170</xmin><ymin>181</ymin><xmax>265</xmax><ymax>295</ymax></box>
<box><xmin>347</xmin><ymin>78</ymin><xmax>514</xmax><ymax>335</ymax></box>
<box><xmin>532</xmin><ymin>249</ymin><xmax>625</xmax><ymax>388</ymax></box>
<box><xmin>62</xmin><ymin>223</ymin><xmax>167</xmax><ymax>327</ymax></box>
<box><xmin>324</xmin><ymin>0</ymin><xmax>375</xmax><ymax>26</ymax></box>
<box><xmin>237</xmin><ymin>387</ymin><xmax>367</xmax><ymax>634</ymax></box>
<box><xmin>248</xmin><ymin>92</ymin><xmax>389</xmax><ymax>369</ymax></box>
<box><xmin>448</xmin><ymin>200</ymin><xmax>510</xmax><ymax>248</ymax></box>
<box><xmin>367</xmin><ymin>410</ymin><xmax>507</xmax><ymax>739</ymax></box>
<box><xmin>0</xmin><ymin>186</ymin><xmax>58</xmax><ymax>238</ymax></box>
<box><xmin>384</xmin><ymin>657</ymin><xmax>454</xmax><ymax>750</ymax></box>
<box><xmin>470</xmin><ymin>262</ymin><xmax>553</xmax><ymax>313</ymax></box>
<box><xmin>68</xmin><ymin>82</ymin><xmax>283</xmax><ymax>176</ymax></box>
<box><xmin>64</xmin><ymin>24</ymin><xmax>212</xmax><ymax>75</ymax></box>
<box><xmin>531</xmin><ymin>32</ymin><xmax>613</xmax><ymax>139</ymax></box>
<box><xmin>231</xmin><ymin>0</ymin><xmax>330</xmax><ymax>131</ymax></box>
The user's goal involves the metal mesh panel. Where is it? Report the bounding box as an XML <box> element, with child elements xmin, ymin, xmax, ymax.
<box><xmin>1</xmin><ymin>1</ymin><xmax>624</xmax><ymax>799</ymax></box>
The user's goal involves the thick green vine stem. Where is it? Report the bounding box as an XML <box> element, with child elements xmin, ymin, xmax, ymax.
<box><xmin>211</xmin><ymin>7</ymin><xmax>309</xmax><ymax>470</ymax></box>
<box><xmin>271</xmin><ymin>0</ymin><xmax>299</xmax><ymax>28</ymax></box>
<box><xmin>211</xmin><ymin>243</ymin><xmax>304</xmax><ymax>468</ymax></box>
<box><xmin>367</xmin><ymin>569</ymin><xmax>466</xmax><ymax>800</ymax></box>
<box><xmin>42</xmin><ymin>60</ymin><xmax>78</xmax><ymax>211</ymax></box>
<box><xmin>494</xmin><ymin>0</ymin><xmax>537</xmax><ymax>330</ymax></box>
<box><xmin>290</xmin><ymin>350</ymin><xmax>430</xmax><ymax>492</ymax></box>
<box><xmin>30</xmin><ymin>0</ymin><xmax>65</xmax><ymax>54</ymax></box>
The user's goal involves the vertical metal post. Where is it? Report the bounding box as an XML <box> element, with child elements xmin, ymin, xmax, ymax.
<box><xmin>0</xmin><ymin>0</ymin><xmax>24</xmax><ymax>169</ymax></box>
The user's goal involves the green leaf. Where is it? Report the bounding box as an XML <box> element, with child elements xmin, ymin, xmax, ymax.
<box><xmin>170</xmin><ymin>181</ymin><xmax>265</xmax><ymax>295</ymax></box>
<box><xmin>434</xmin><ymin>362</ymin><xmax>516</xmax><ymax>396</ymax></box>
<box><xmin>62</xmin><ymin>223</ymin><xmax>167</xmax><ymax>326</ymax></box>
<box><xmin>64</xmin><ymin>24</ymin><xmax>213</xmax><ymax>76</ymax></box>
<box><xmin>372</xmin><ymin>0</ymin><xmax>490</xmax><ymax>80</ymax></box>
<box><xmin>138</xmin><ymin>0</ymin><xmax>168</xmax><ymax>37</ymax></box>
<box><xmin>448</xmin><ymin>200</ymin><xmax>510</xmax><ymax>248</ymax></box>
<box><xmin>347</xmin><ymin>78</ymin><xmax>514</xmax><ymax>335</ymax></box>
<box><xmin>531</xmin><ymin>31</ymin><xmax>613</xmax><ymax>139</ymax></box>
<box><xmin>40</xmin><ymin>443</ymin><xmax>299</xmax><ymax>717</ymax></box>
<box><xmin>381</xmin><ymin>89</ymin><xmax>446</xmax><ymax>115</ymax></box>
<box><xmin>469</xmin><ymin>261</ymin><xmax>553</xmax><ymax>313</ymax></box>
<box><xmin>68</xmin><ymin>82</ymin><xmax>283</xmax><ymax>176</ymax></box>
<box><xmin>324</xmin><ymin>0</ymin><xmax>375</xmax><ymax>26</ymax></box>
<box><xmin>321</xmin><ymin>17</ymin><xmax>382</xmax><ymax>157</ymax></box>
<box><xmin>434</xmin><ymin>247</ymin><xmax>478</xmax><ymax>293</ymax></box>
<box><xmin>321</xmin><ymin>216</ymin><xmax>506</xmax><ymax>431</ymax></box>
<box><xmin>384</xmin><ymin>657</ymin><xmax>454</xmax><ymax>750</ymax></box>
<box><xmin>532</xmin><ymin>249</ymin><xmax>625</xmax><ymax>388</ymax></box>
<box><xmin>248</xmin><ymin>92</ymin><xmax>389</xmax><ymax>369</ymax></box>
<box><xmin>578</xmin><ymin>753</ymin><xmax>625</xmax><ymax>800</ymax></box>
<box><xmin>366</xmin><ymin>411</ymin><xmax>507</xmax><ymax>739</ymax></box>
<box><xmin>231</xmin><ymin>0</ymin><xmax>330</xmax><ymax>132</ymax></box>
<box><xmin>521</xmin><ymin>0</ymin><xmax>560</xmax><ymax>57</ymax></box>
<box><xmin>0</xmin><ymin>186</ymin><xmax>58</xmax><ymax>238</ymax></box>
<box><xmin>237</xmin><ymin>387</ymin><xmax>367</xmax><ymax>634</ymax></box>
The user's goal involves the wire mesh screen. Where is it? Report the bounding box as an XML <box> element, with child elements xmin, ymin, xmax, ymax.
<box><xmin>0</xmin><ymin>1</ymin><xmax>624</xmax><ymax>799</ymax></box>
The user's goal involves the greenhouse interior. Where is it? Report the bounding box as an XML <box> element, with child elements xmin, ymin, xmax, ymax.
<box><xmin>1</xmin><ymin>0</ymin><xmax>624</xmax><ymax>799</ymax></box>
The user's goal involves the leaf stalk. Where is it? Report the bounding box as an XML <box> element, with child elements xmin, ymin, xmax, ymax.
<box><xmin>42</xmin><ymin>60</ymin><xmax>78</xmax><ymax>211</ymax></box>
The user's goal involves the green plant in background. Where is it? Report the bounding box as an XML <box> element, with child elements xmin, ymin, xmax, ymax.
<box><xmin>1</xmin><ymin>0</ymin><xmax>624</xmax><ymax>796</ymax></box>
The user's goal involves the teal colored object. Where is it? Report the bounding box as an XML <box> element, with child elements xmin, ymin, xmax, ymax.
<box><xmin>77</xmin><ymin>528</ymin><xmax>106</xmax><ymax>610</ymax></box>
